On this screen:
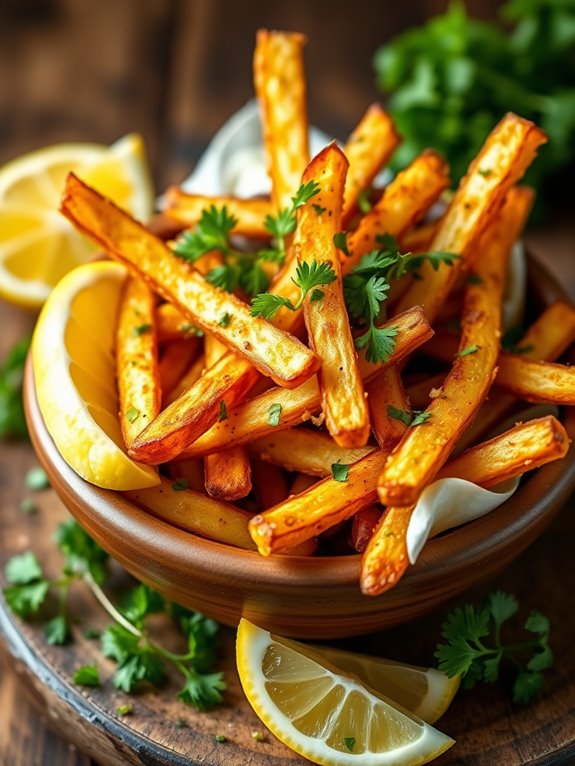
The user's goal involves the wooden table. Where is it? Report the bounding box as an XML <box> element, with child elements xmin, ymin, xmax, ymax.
<box><xmin>1</xmin><ymin>1</ymin><xmax>574</xmax><ymax>764</ymax></box>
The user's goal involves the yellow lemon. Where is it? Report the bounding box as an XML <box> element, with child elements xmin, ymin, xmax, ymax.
<box><xmin>32</xmin><ymin>260</ymin><xmax>159</xmax><ymax>490</ymax></box>
<box><xmin>0</xmin><ymin>134</ymin><xmax>153</xmax><ymax>308</ymax></box>
<box><xmin>236</xmin><ymin>618</ymin><xmax>455</xmax><ymax>766</ymax></box>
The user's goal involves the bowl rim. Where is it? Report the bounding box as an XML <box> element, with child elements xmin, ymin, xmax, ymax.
<box><xmin>24</xmin><ymin>254</ymin><xmax>575</xmax><ymax>600</ymax></box>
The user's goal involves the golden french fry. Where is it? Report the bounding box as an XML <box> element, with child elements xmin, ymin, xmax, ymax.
<box><xmin>251</xmin><ymin>458</ymin><xmax>290</xmax><ymax>510</ymax></box>
<box><xmin>163</xmin><ymin>191</ymin><xmax>273</xmax><ymax>238</ymax></box>
<box><xmin>298</xmin><ymin>144</ymin><xmax>369</xmax><ymax>447</ymax></box>
<box><xmin>158</xmin><ymin>338</ymin><xmax>202</xmax><ymax>399</ymax></box>
<box><xmin>459</xmin><ymin>301</ymin><xmax>575</xmax><ymax>449</ymax></box>
<box><xmin>156</xmin><ymin>302</ymin><xmax>202</xmax><ymax>342</ymax></box>
<box><xmin>177</xmin><ymin>306</ymin><xmax>432</xmax><ymax>458</ymax></box>
<box><xmin>125</xmin><ymin>477</ymin><xmax>256</xmax><ymax>550</ymax></box>
<box><xmin>361</xmin><ymin>415</ymin><xmax>570</xmax><ymax>595</ymax></box>
<box><xmin>495</xmin><ymin>355</ymin><xmax>575</xmax><ymax>404</ymax></box>
<box><xmin>341</xmin><ymin>104</ymin><xmax>400</xmax><ymax>227</ymax></box>
<box><xmin>378</xmin><ymin>186</ymin><xmax>534</xmax><ymax>507</ymax></box>
<box><xmin>405</xmin><ymin>372</ymin><xmax>446</xmax><ymax>411</ymax></box>
<box><xmin>344</xmin><ymin>150</ymin><xmax>450</xmax><ymax>273</ymax></box>
<box><xmin>116</xmin><ymin>277</ymin><xmax>161</xmax><ymax>447</ymax></box>
<box><xmin>164</xmin><ymin>354</ymin><xmax>205</xmax><ymax>406</ymax></box>
<box><xmin>204</xmin><ymin>447</ymin><xmax>252</xmax><ymax>501</ymax></box>
<box><xmin>367</xmin><ymin>367</ymin><xmax>410</xmax><ymax>452</ymax></box>
<box><xmin>61</xmin><ymin>174</ymin><xmax>319</xmax><ymax>389</ymax></box>
<box><xmin>395</xmin><ymin>115</ymin><xmax>546</xmax><ymax>323</ymax></box>
<box><xmin>166</xmin><ymin>458</ymin><xmax>205</xmax><ymax>493</ymax></box>
<box><xmin>129</xmin><ymin>353</ymin><xmax>261</xmax><ymax>464</ymax></box>
<box><xmin>290</xmin><ymin>473</ymin><xmax>318</xmax><ymax>495</ymax></box>
<box><xmin>254</xmin><ymin>30</ymin><xmax>308</xmax><ymax>212</ymax></box>
<box><xmin>250</xmin><ymin>428</ymin><xmax>373</xmax><ymax>477</ymax></box>
<box><xmin>399</xmin><ymin>221</ymin><xmax>441</xmax><ymax>253</ymax></box>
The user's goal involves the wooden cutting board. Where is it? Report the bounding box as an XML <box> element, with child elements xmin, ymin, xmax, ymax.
<box><xmin>0</xmin><ymin>300</ymin><xmax>574</xmax><ymax>766</ymax></box>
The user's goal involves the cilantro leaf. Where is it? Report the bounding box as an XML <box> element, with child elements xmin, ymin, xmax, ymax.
<box><xmin>177</xmin><ymin>669</ymin><xmax>226</xmax><ymax>710</ymax></box>
<box><xmin>171</xmin><ymin>478</ymin><xmax>188</xmax><ymax>492</ymax></box>
<box><xmin>5</xmin><ymin>551</ymin><xmax>43</xmax><ymax>584</ymax></box>
<box><xmin>120</xmin><ymin>584</ymin><xmax>164</xmax><ymax>628</ymax></box>
<box><xmin>331</xmin><ymin>462</ymin><xmax>350</xmax><ymax>482</ymax></box>
<box><xmin>487</xmin><ymin>591</ymin><xmax>518</xmax><ymax>632</ymax></box>
<box><xmin>268</xmin><ymin>403</ymin><xmax>282</xmax><ymax>427</ymax></box>
<box><xmin>513</xmin><ymin>670</ymin><xmax>544</xmax><ymax>704</ymax></box>
<box><xmin>0</xmin><ymin>335</ymin><xmax>30</xmax><ymax>440</ymax></box>
<box><xmin>173</xmin><ymin>206</ymin><xmax>237</xmax><ymax>262</ymax></box>
<box><xmin>457</xmin><ymin>345</ymin><xmax>479</xmax><ymax>357</ymax></box>
<box><xmin>355</xmin><ymin>325</ymin><xmax>398</xmax><ymax>366</ymax></box>
<box><xmin>525</xmin><ymin>611</ymin><xmax>550</xmax><ymax>638</ymax></box>
<box><xmin>101</xmin><ymin>624</ymin><xmax>141</xmax><ymax>665</ymax></box>
<box><xmin>25</xmin><ymin>467</ymin><xmax>50</xmax><ymax>491</ymax></box>
<box><xmin>250</xmin><ymin>293</ymin><xmax>293</xmax><ymax>321</ymax></box>
<box><xmin>72</xmin><ymin>664</ymin><xmax>101</xmax><ymax>687</ymax></box>
<box><xmin>55</xmin><ymin>519</ymin><xmax>109</xmax><ymax>586</ymax></box>
<box><xmin>4</xmin><ymin>581</ymin><xmax>50</xmax><ymax>617</ymax></box>
<box><xmin>44</xmin><ymin>614</ymin><xmax>70</xmax><ymax>646</ymax></box>
<box><xmin>386</xmin><ymin>405</ymin><xmax>412</xmax><ymax>426</ymax></box>
<box><xmin>113</xmin><ymin>650</ymin><xmax>166</xmax><ymax>693</ymax></box>
<box><xmin>250</xmin><ymin>260</ymin><xmax>336</xmax><ymax>320</ymax></box>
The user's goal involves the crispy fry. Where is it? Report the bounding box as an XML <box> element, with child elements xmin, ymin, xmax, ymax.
<box><xmin>164</xmin><ymin>353</ymin><xmax>205</xmax><ymax>406</ymax></box>
<box><xmin>125</xmin><ymin>477</ymin><xmax>256</xmax><ymax>550</ymax></box>
<box><xmin>166</xmin><ymin>458</ymin><xmax>205</xmax><ymax>493</ymax></box>
<box><xmin>156</xmin><ymin>302</ymin><xmax>202</xmax><ymax>342</ymax></box>
<box><xmin>405</xmin><ymin>372</ymin><xmax>446</xmax><ymax>411</ymax></box>
<box><xmin>399</xmin><ymin>221</ymin><xmax>441</xmax><ymax>253</ymax></box>
<box><xmin>361</xmin><ymin>415</ymin><xmax>569</xmax><ymax>595</ymax></box>
<box><xmin>351</xmin><ymin>506</ymin><xmax>383</xmax><ymax>553</ymax></box>
<box><xmin>158</xmin><ymin>338</ymin><xmax>202</xmax><ymax>399</ymax></box>
<box><xmin>205</xmin><ymin>447</ymin><xmax>252</xmax><ymax>501</ymax></box>
<box><xmin>344</xmin><ymin>150</ymin><xmax>450</xmax><ymax>273</ymax></box>
<box><xmin>378</xmin><ymin>186</ymin><xmax>533</xmax><ymax>507</ymax></box>
<box><xmin>251</xmin><ymin>458</ymin><xmax>290</xmax><ymax>510</ymax></box>
<box><xmin>341</xmin><ymin>104</ymin><xmax>400</xmax><ymax>227</ymax></box>
<box><xmin>367</xmin><ymin>367</ymin><xmax>410</xmax><ymax>452</ymax></box>
<box><xmin>290</xmin><ymin>473</ymin><xmax>318</xmax><ymax>495</ymax></box>
<box><xmin>178</xmin><ymin>307</ymin><xmax>432</xmax><ymax>458</ymax></box>
<box><xmin>459</xmin><ymin>301</ymin><xmax>575</xmax><ymax>449</ymax></box>
<box><xmin>61</xmin><ymin>174</ymin><xmax>319</xmax><ymax>389</ymax></box>
<box><xmin>250</xmin><ymin>428</ymin><xmax>372</xmax><ymax>477</ymax></box>
<box><xmin>395</xmin><ymin>115</ymin><xmax>546</xmax><ymax>323</ymax></box>
<box><xmin>163</xmin><ymin>191</ymin><xmax>273</xmax><ymax>238</ymax></box>
<box><xmin>254</xmin><ymin>30</ymin><xmax>308</xmax><ymax>212</ymax></box>
<box><xmin>116</xmin><ymin>277</ymin><xmax>161</xmax><ymax>447</ymax></box>
<box><xmin>495</xmin><ymin>355</ymin><xmax>575</xmax><ymax>404</ymax></box>
<box><xmin>129</xmin><ymin>353</ymin><xmax>261</xmax><ymax>464</ymax></box>
<box><xmin>249</xmin><ymin>449</ymin><xmax>388</xmax><ymax>556</ymax></box>
<box><xmin>298</xmin><ymin>144</ymin><xmax>369</xmax><ymax>447</ymax></box>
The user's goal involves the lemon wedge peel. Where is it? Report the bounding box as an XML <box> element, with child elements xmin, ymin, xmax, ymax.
<box><xmin>236</xmin><ymin>619</ymin><xmax>455</xmax><ymax>766</ymax></box>
<box><xmin>0</xmin><ymin>134</ymin><xmax>153</xmax><ymax>308</ymax></box>
<box><xmin>32</xmin><ymin>261</ymin><xmax>159</xmax><ymax>490</ymax></box>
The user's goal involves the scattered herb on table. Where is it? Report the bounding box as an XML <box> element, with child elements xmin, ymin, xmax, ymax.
<box><xmin>0</xmin><ymin>335</ymin><xmax>31</xmax><ymax>440</ymax></box>
<box><xmin>435</xmin><ymin>590</ymin><xmax>553</xmax><ymax>703</ymax></box>
<box><xmin>2</xmin><ymin>519</ymin><xmax>226</xmax><ymax>710</ymax></box>
<box><xmin>373</xmin><ymin>0</ymin><xmax>575</xmax><ymax>198</ymax></box>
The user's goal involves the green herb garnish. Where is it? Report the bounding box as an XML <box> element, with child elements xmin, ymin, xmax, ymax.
<box><xmin>457</xmin><ymin>345</ymin><xmax>479</xmax><ymax>357</ymax></box>
<box><xmin>25</xmin><ymin>467</ymin><xmax>50</xmax><ymax>491</ymax></box>
<box><xmin>331</xmin><ymin>462</ymin><xmax>350</xmax><ymax>482</ymax></box>
<box><xmin>73</xmin><ymin>664</ymin><xmax>101</xmax><ymax>687</ymax></box>
<box><xmin>0</xmin><ymin>335</ymin><xmax>30</xmax><ymax>440</ymax></box>
<box><xmin>251</xmin><ymin>260</ymin><xmax>337</xmax><ymax>321</ymax></box>
<box><xmin>219</xmin><ymin>401</ymin><xmax>228</xmax><ymax>421</ymax></box>
<box><xmin>268</xmin><ymin>403</ymin><xmax>282</xmax><ymax>427</ymax></box>
<box><xmin>387</xmin><ymin>405</ymin><xmax>431</xmax><ymax>427</ymax></box>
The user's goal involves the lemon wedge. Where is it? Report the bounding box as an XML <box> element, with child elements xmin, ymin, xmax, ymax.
<box><xmin>32</xmin><ymin>260</ymin><xmax>159</xmax><ymax>490</ymax></box>
<box><xmin>0</xmin><ymin>134</ymin><xmax>153</xmax><ymax>308</ymax></box>
<box><xmin>236</xmin><ymin>619</ymin><xmax>455</xmax><ymax>766</ymax></box>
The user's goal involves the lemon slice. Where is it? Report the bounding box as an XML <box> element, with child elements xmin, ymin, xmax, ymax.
<box><xmin>309</xmin><ymin>645</ymin><xmax>460</xmax><ymax>725</ymax></box>
<box><xmin>32</xmin><ymin>260</ymin><xmax>159</xmax><ymax>490</ymax></box>
<box><xmin>236</xmin><ymin>619</ymin><xmax>455</xmax><ymax>766</ymax></box>
<box><xmin>0</xmin><ymin>134</ymin><xmax>153</xmax><ymax>308</ymax></box>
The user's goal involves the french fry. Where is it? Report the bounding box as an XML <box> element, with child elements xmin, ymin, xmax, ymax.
<box><xmin>459</xmin><ymin>301</ymin><xmax>575</xmax><ymax>449</ymax></box>
<box><xmin>367</xmin><ymin>367</ymin><xmax>410</xmax><ymax>452</ymax></box>
<box><xmin>251</xmin><ymin>458</ymin><xmax>290</xmax><ymax>510</ymax></box>
<box><xmin>290</xmin><ymin>473</ymin><xmax>318</xmax><ymax>495</ymax></box>
<box><xmin>351</xmin><ymin>506</ymin><xmax>383</xmax><ymax>553</ymax></box>
<box><xmin>250</xmin><ymin>428</ymin><xmax>372</xmax><ymax>477</ymax></box>
<box><xmin>341</xmin><ymin>104</ymin><xmax>400</xmax><ymax>227</ymax></box>
<box><xmin>249</xmin><ymin>449</ymin><xmax>388</xmax><ymax>556</ymax></box>
<box><xmin>495</xmin><ymin>355</ymin><xmax>575</xmax><ymax>404</ymax></box>
<box><xmin>405</xmin><ymin>372</ymin><xmax>446</xmax><ymax>411</ymax></box>
<box><xmin>298</xmin><ymin>144</ymin><xmax>369</xmax><ymax>447</ymax></box>
<box><xmin>420</xmin><ymin>330</ymin><xmax>459</xmax><ymax>364</ymax></box>
<box><xmin>399</xmin><ymin>220</ymin><xmax>441</xmax><ymax>253</ymax></box>
<box><xmin>361</xmin><ymin>415</ymin><xmax>569</xmax><ymax>595</ymax></box>
<box><xmin>395</xmin><ymin>114</ymin><xmax>546</xmax><ymax>323</ymax></box>
<box><xmin>177</xmin><ymin>307</ymin><xmax>432</xmax><ymax>458</ymax></box>
<box><xmin>156</xmin><ymin>302</ymin><xmax>202</xmax><ymax>342</ymax></box>
<box><xmin>163</xmin><ymin>192</ymin><xmax>273</xmax><ymax>238</ymax></box>
<box><xmin>204</xmin><ymin>447</ymin><xmax>252</xmax><ymax>501</ymax></box>
<box><xmin>158</xmin><ymin>338</ymin><xmax>202</xmax><ymax>399</ymax></box>
<box><xmin>254</xmin><ymin>30</ymin><xmax>309</xmax><ymax>212</ymax></box>
<box><xmin>377</xmin><ymin>186</ymin><xmax>533</xmax><ymax>507</ymax></box>
<box><xmin>164</xmin><ymin>353</ymin><xmax>205</xmax><ymax>406</ymax></box>
<box><xmin>61</xmin><ymin>174</ymin><xmax>319</xmax><ymax>389</ymax></box>
<box><xmin>166</xmin><ymin>458</ymin><xmax>205</xmax><ymax>493</ymax></box>
<box><xmin>344</xmin><ymin>150</ymin><xmax>450</xmax><ymax>272</ymax></box>
<box><xmin>125</xmin><ymin>477</ymin><xmax>256</xmax><ymax>550</ymax></box>
<box><xmin>129</xmin><ymin>353</ymin><xmax>261</xmax><ymax>464</ymax></box>
<box><xmin>116</xmin><ymin>277</ymin><xmax>161</xmax><ymax>447</ymax></box>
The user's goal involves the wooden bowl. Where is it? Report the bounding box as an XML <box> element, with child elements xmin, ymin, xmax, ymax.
<box><xmin>24</xmin><ymin>256</ymin><xmax>575</xmax><ymax>639</ymax></box>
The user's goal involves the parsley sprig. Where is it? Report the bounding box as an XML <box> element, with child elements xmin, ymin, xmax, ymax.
<box><xmin>435</xmin><ymin>591</ymin><xmax>553</xmax><ymax>704</ymax></box>
<box><xmin>173</xmin><ymin>182</ymin><xmax>321</xmax><ymax>297</ymax></box>
<box><xmin>0</xmin><ymin>336</ymin><xmax>31</xmax><ymax>440</ymax></box>
<box><xmin>343</xmin><ymin>235</ymin><xmax>456</xmax><ymax>365</ymax></box>
<box><xmin>251</xmin><ymin>260</ymin><xmax>337</xmax><ymax>320</ymax></box>
<box><xmin>3</xmin><ymin>520</ymin><xmax>225</xmax><ymax>710</ymax></box>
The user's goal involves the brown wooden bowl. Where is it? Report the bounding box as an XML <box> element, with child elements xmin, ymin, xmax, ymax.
<box><xmin>24</xmin><ymin>255</ymin><xmax>575</xmax><ymax>639</ymax></box>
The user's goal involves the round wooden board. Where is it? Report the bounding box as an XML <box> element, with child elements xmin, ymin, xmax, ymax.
<box><xmin>1</xmin><ymin>299</ymin><xmax>575</xmax><ymax>765</ymax></box>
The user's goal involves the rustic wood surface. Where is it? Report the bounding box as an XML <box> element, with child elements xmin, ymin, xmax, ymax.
<box><xmin>1</xmin><ymin>1</ymin><xmax>575</xmax><ymax>764</ymax></box>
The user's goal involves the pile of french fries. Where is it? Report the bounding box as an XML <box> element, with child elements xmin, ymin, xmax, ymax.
<box><xmin>60</xmin><ymin>30</ymin><xmax>574</xmax><ymax>596</ymax></box>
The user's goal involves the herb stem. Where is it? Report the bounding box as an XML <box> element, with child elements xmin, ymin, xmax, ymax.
<box><xmin>84</xmin><ymin>572</ymin><xmax>141</xmax><ymax>638</ymax></box>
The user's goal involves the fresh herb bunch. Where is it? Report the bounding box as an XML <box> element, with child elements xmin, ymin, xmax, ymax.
<box><xmin>0</xmin><ymin>335</ymin><xmax>31</xmax><ymax>440</ymax></box>
<box><xmin>173</xmin><ymin>182</ymin><xmax>321</xmax><ymax>296</ymax></box>
<box><xmin>3</xmin><ymin>519</ymin><xmax>226</xmax><ymax>710</ymax></box>
<box><xmin>343</xmin><ymin>234</ymin><xmax>457</xmax><ymax>364</ymax></box>
<box><xmin>374</xmin><ymin>0</ymin><xmax>575</xmax><ymax>194</ymax></box>
<box><xmin>435</xmin><ymin>591</ymin><xmax>553</xmax><ymax>704</ymax></box>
